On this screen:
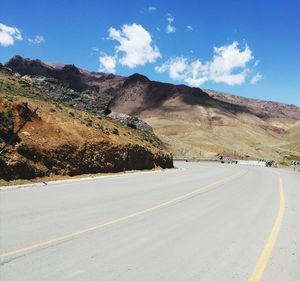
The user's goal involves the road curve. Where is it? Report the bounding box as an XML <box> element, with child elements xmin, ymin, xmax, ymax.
<box><xmin>0</xmin><ymin>162</ymin><xmax>299</xmax><ymax>281</ymax></box>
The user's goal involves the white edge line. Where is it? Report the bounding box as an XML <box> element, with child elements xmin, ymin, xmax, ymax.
<box><xmin>0</xmin><ymin>167</ymin><xmax>183</xmax><ymax>191</ymax></box>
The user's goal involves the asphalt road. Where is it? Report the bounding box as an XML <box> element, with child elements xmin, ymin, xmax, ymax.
<box><xmin>0</xmin><ymin>162</ymin><xmax>299</xmax><ymax>281</ymax></box>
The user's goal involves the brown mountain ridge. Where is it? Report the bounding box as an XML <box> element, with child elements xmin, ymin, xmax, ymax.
<box><xmin>3</xmin><ymin>55</ymin><xmax>300</xmax><ymax>164</ymax></box>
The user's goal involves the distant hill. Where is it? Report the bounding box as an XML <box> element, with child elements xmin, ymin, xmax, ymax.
<box><xmin>109</xmin><ymin>74</ymin><xmax>300</xmax><ymax>163</ymax></box>
<box><xmin>4</xmin><ymin>55</ymin><xmax>300</xmax><ymax>164</ymax></box>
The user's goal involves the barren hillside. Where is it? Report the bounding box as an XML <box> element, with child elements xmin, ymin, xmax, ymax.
<box><xmin>0</xmin><ymin>66</ymin><xmax>173</xmax><ymax>182</ymax></box>
<box><xmin>109</xmin><ymin>74</ymin><xmax>300</xmax><ymax>163</ymax></box>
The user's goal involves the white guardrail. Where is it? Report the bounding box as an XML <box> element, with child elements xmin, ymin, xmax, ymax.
<box><xmin>237</xmin><ymin>160</ymin><xmax>267</xmax><ymax>167</ymax></box>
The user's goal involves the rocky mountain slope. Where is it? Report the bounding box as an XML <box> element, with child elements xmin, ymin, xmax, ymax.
<box><xmin>0</xmin><ymin>65</ymin><xmax>173</xmax><ymax>182</ymax></box>
<box><xmin>4</xmin><ymin>55</ymin><xmax>300</xmax><ymax>164</ymax></box>
<box><xmin>109</xmin><ymin>75</ymin><xmax>300</xmax><ymax>163</ymax></box>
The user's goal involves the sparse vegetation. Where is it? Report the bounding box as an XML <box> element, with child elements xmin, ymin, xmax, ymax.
<box><xmin>0</xmin><ymin>107</ymin><xmax>13</xmax><ymax>125</ymax></box>
<box><xmin>0</xmin><ymin>68</ymin><xmax>173</xmax><ymax>182</ymax></box>
<box><xmin>112</xmin><ymin>128</ymin><xmax>119</xmax><ymax>135</ymax></box>
<box><xmin>68</xmin><ymin>111</ymin><xmax>75</xmax><ymax>117</ymax></box>
<box><xmin>0</xmin><ymin>107</ymin><xmax>14</xmax><ymax>141</ymax></box>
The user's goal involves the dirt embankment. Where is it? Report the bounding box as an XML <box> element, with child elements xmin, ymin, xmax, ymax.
<box><xmin>0</xmin><ymin>98</ymin><xmax>173</xmax><ymax>181</ymax></box>
<box><xmin>0</xmin><ymin>141</ymin><xmax>173</xmax><ymax>180</ymax></box>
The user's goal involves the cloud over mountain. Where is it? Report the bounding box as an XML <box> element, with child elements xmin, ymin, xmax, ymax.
<box><xmin>99</xmin><ymin>54</ymin><xmax>117</xmax><ymax>73</ymax></box>
<box><xmin>155</xmin><ymin>41</ymin><xmax>257</xmax><ymax>86</ymax></box>
<box><xmin>99</xmin><ymin>23</ymin><xmax>161</xmax><ymax>72</ymax></box>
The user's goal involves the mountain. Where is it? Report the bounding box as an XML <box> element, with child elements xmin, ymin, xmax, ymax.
<box><xmin>0</xmin><ymin>64</ymin><xmax>173</xmax><ymax>182</ymax></box>
<box><xmin>109</xmin><ymin>75</ymin><xmax>300</xmax><ymax>163</ymax></box>
<box><xmin>4</xmin><ymin>55</ymin><xmax>300</xmax><ymax>164</ymax></box>
<box><xmin>4</xmin><ymin>55</ymin><xmax>125</xmax><ymax>116</ymax></box>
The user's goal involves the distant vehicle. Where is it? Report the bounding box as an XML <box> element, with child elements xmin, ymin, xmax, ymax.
<box><xmin>266</xmin><ymin>160</ymin><xmax>276</xmax><ymax>167</ymax></box>
<box><xmin>219</xmin><ymin>156</ymin><xmax>237</xmax><ymax>164</ymax></box>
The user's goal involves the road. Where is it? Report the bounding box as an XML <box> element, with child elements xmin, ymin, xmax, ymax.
<box><xmin>0</xmin><ymin>162</ymin><xmax>299</xmax><ymax>281</ymax></box>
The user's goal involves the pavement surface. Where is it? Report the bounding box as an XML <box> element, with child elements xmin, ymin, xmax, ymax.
<box><xmin>0</xmin><ymin>161</ymin><xmax>299</xmax><ymax>281</ymax></box>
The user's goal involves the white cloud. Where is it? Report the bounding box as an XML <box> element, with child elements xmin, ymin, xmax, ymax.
<box><xmin>166</xmin><ymin>14</ymin><xmax>176</xmax><ymax>33</ymax></box>
<box><xmin>155</xmin><ymin>57</ymin><xmax>187</xmax><ymax>80</ymax></box>
<box><xmin>148</xmin><ymin>6</ymin><xmax>157</xmax><ymax>11</ymax></box>
<box><xmin>167</xmin><ymin>13</ymin><xmax>174</xmax><ymax>23</ymax></box>
<box><xmin>28</xmin><ymin>35</ymin><xmax>45</xmax><ymax>44</ymax></box>
<box><xmin>208</xmin><ymin>41</ymin><xmax>253</xmax><ymax>85</ymax></box>
<box><xmin>187</xmin><ymin>25</ymin><xmax>193</xmax><ymax>31</ymax></box>
<box><xmin>185</xmin><ymin>60</ymin><xmax>209</xmax><ymax>86</ymax></box>
<box><xmin>108</xmin><ymin>23</ymin><xmax>161</xmax><ymax>68</ymax></box>
<box><xmin>166</xmin><ymin>25</ymin><xmax>176</xmax><ymax>34</ymax></box>
<box><xmin>99</xmin><ymin>54</ymin><xmax>116</xmax><ymax>73</ymax></box>
<box><xmin>155</xmin><ymin>41</ymin><xmax>256</xmax><ymax>87</ymax></box>
<box><xmin>250</xmin><ymin>72</ymin><xmax>262</xmax><ymax>84</ymax></box>
<box><xmin>0</xmin><ymin>23</ymin><xmax>22</xmax><ymax>47</ymax></box>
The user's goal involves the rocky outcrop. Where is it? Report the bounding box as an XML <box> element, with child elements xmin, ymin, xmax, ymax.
<box><xmin>108</xmin><ymin>112</ymin><xmax>153</xmax><ymax>132</ymax></box>
<box><xmin>5</xmin><ymin>56</ymin><xmax>87</xmax><ymax>91</ymax></box>
<box><xmin>28</xmin><ymin>76</ymin><xmax>111</xmax><ymax>116</ymax></box>
<box><xmin>5</xmin><ymin>55</ymin><xmax>54</xmax><ymax>77</ymax></box>
<box><xmin>4</xmin><ymin>56</ymin><xmax>122</xmax><ymax>116</ymax></box>
<box><xmin>5</xmin><ymin>55</ymin><xmax>124</xmax><ymax>93</ymax></box>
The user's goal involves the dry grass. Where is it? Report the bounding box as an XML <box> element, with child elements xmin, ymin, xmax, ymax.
<box><xmin>0</xmin><ymin>70</ymin><xmax>164</xmax><ymax>153</ymax></box>
<box><xmin>145</xmin><ymin>113</ymin><xmax>300</xmax><ymax>163</ymax></box>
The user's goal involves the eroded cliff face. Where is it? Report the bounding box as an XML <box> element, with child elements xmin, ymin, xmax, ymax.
<box><xmin>0</xmin><ymin>141</ymin><xmax>173</xmax><ymax>181</ymax></box>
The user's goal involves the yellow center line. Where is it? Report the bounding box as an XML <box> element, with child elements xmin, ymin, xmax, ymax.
<box><xmin>248</xmin><ymin>175</ymin><xmax>285</xmax><ymax>281</ymax></box>
<box><xmin>0</xmin><ymin>171</ymin><xmax>244</xmax><ymax>260</ymax></box>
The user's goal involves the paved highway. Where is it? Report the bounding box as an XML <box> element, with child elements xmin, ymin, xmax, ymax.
<box><xmin>0</xmin><ymin>162</ymin><xmax>299</xmax><ymax>281</ymax></box>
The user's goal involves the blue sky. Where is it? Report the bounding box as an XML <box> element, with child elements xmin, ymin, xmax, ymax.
<box><xmin>0</xmin><ymin>0</ymin><xmax>299</xmax><ymax>105</ymax></box>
